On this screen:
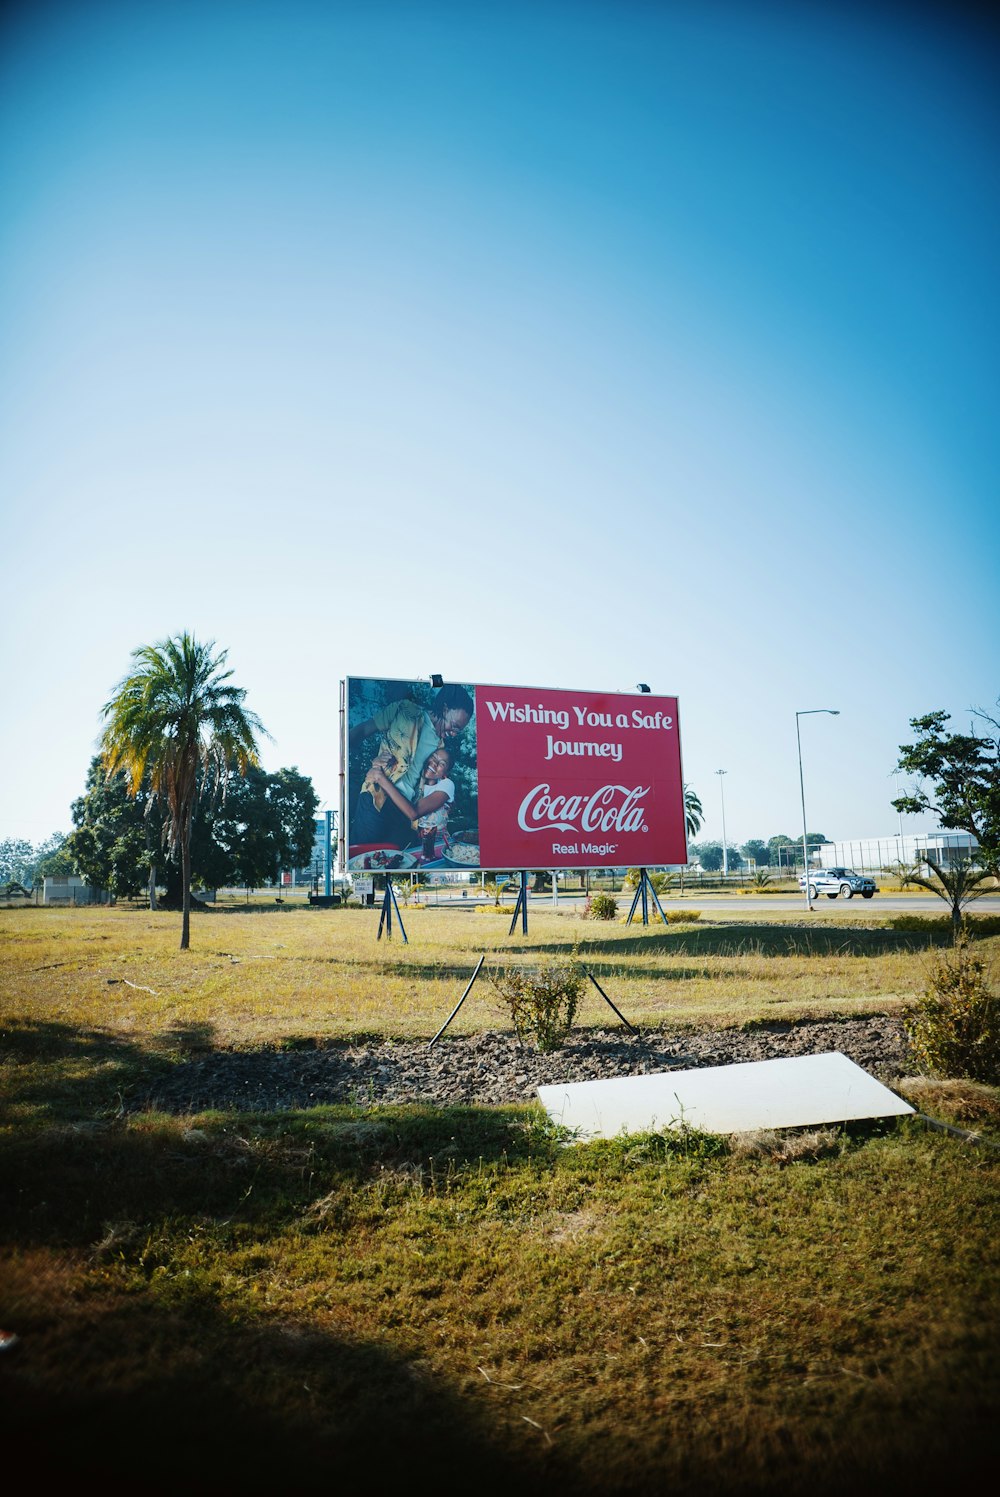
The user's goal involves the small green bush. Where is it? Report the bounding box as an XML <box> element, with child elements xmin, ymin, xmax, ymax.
<box><xmin>887</xmin><ymin>913</ymin><xmax>1000</xmax><ymax>937</ymax></box>
<box><xmin>904</xmin><ymin>938</ymin><xmax>1000</xmax><ymax>1083</ymax></box>
<box><xmin>587</xmin><ymin>893</ymin><xmax>618</xmax><ymax>921</ymax></box>
<box><xmin>887</xmin><ymin>914</ymin><xmax>951</xmax><ymax>934</ymax></box>
<box><xmin>963</xmin><ymin>914</ymin><xmax>1000</xmax><ymax>937</ymax></box>
<box><xmin>487</xmin><ymin>956</ymin><xmax>584</xmax><ymax>1051</ymax></box>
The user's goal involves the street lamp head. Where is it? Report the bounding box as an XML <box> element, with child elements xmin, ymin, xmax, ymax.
<box><xmin>636</xmin><ymin>683</ymin><xmax>650</xmax><ymax>694</ymax></box>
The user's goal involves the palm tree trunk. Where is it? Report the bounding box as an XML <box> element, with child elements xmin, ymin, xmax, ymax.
<box><xmin>144</xmin><ymin>815</ymin><xmax>158</xmax><ymax>910</ymax></box>
<box><xmin>180</xmin><ymin>813</ymin><xmax>192</xmax><ymax>950</ymax></box>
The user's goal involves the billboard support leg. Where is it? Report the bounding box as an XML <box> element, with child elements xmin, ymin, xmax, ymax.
<box><xmin>508</xmin><ymin>871</ymin><xmax>529</xmax><ymax>937</ymax></box>
<box><xmin>377</xmin><ymin>878</ymin><xmax>408</xmax><ymax>943</ymax></box>
<box><xmin>583</xmin><ymin>969</ymin><xmax>639</xmax><ymax>1034</ymax></box>
<box><xmin>626</xmin><ymin>869</ymin><xmax>669</xmax><ymax>927</ymax></box>
<box><xmin>645</xmin><ymin>875</ymin><xmax>670</xmax><ymax>927</ymax></box>
<box><xmin>429</xmin><ymin>954</ymin><xmax>486</xmax><ymax>1046</ymax></box>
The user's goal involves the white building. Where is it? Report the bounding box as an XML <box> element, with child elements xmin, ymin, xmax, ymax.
<box><xmin>42</xmin><ymin>875</ymin><xmax>109</xmax><ymax>906</ymax></box>
<box><xmin>817</xmin><ymin>831</ymin><xmax>979</xmax><ymax>874</ymax></box>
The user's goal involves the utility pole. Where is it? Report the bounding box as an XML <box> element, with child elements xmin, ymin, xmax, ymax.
<box><xmin>716</xmin><ymin>770</ymin><xmax>728</xmax><ymax>877</ymax></box>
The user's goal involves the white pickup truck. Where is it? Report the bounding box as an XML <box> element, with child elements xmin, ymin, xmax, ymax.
<box><xmin>798</xmin><ymin>867</ymin><xmax>878</xmax><ymax>900</ymax></box>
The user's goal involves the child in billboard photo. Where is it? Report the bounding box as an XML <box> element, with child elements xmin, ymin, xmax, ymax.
<box><xmin>367</xmin><ymin>746</ymin><xmax>455</xmax><ymax>861</ymax></box>
<box><xmin>348</xmin><ymin>682</ymin><xmax>474</xmax><ymax>852</ymax></box>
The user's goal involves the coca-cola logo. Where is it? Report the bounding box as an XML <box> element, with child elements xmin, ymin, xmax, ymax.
<box><xmin>517</xmin><ymin>784</ymin><xmax>650</xmax><ymax>834</ymax></box>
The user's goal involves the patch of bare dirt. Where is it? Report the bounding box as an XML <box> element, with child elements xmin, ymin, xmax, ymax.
<box><xmin>135</xmin><ymin>1015</ymin><xmax>910</xmax><ymax>1115</ymax></box>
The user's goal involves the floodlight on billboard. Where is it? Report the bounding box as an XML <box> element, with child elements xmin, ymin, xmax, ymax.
<box><xmin>342</xmin><ymin>677</ymin><xmax>686</xmax><ymax>874</ymax></box>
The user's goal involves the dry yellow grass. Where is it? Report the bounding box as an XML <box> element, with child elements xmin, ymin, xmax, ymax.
<box><xmin>2</xmin><ymin>902</ymin><xmax>984</xmax><ymax>1048</ymax></box>
<box><xmin>3</xmin><ymin>902</ymin><xmax>999</xmax><ymax>1495</ymax></box>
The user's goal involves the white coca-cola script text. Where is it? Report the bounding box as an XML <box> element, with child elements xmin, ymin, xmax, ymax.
<box><xmin>517</xmin><ymin>783</ymin><xmax>650</xmax><ymax>834</ymax></box>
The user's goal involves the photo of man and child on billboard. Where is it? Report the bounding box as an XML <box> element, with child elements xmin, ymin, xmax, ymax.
<box><xmin>345</xmin><ymin>677</ymin><xmax>479</xmax><ymax>871</ymax></box>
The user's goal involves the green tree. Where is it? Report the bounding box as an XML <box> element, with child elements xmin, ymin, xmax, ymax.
<box><xmin>0</xmin><ymin>834</ymin><xmax>69</xmax><ymax>888</ymax></box>
<box><xmin>742</xmin><ymin>839</ymin><xmax>769</xmax><ymax>867</ymax></box>
<box><xmin>33</xmin><ymin>834</ymin><xmax>74</xmax><ymax>879</ymax></box>
<box><xmin>684</xmin><ymin>785</ymin><xmax>703</xmax><ymax>840</ymax></box>
<box><xmin>67</xmin><ymin>758</ymin><xmax>159</xmax><ymax>901</ymax></box>
<box><xmin>0</xmin><ymin>839</ymin><xmax>36</xmax><ymax>886</ymax></box>
<box><xmin>69</xmin><ymin>756</ymin><xmax>318</xmax><ymax>904</ymax></box>
<box><xmin>907</xmin><ymin>855</ymin><xmax>997</xmax><ymax>943</ymax></box>
<box><xmin>893</xmin><ymin>703</ymin><xmax>1000</xmax><ymax>874</ymax></box>
<box><xmin>693</xmin><ymin>842</ymin><xmax>724</xmax><ymax>872</ymax></box>
<box><xmin>210</xmin><ymin>766</ymin><xmax>319</xmax><ymax>890</ymax></box>
<box><xmin>100</xmin><ymin>634</ymin><xmax>266</xmax><ymax>949</ymax></box>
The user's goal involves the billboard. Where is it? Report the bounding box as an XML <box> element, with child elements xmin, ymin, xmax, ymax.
<box><xmin>343</xmin><ymin>677</ymin><xmax>686</xmax><ymax>872</ymax></box>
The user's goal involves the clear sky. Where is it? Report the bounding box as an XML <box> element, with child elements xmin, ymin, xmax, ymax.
<box><xmin>1</xmin><ymin>0</ymin><xmax>997</xmax><ymax>851</ymax></box>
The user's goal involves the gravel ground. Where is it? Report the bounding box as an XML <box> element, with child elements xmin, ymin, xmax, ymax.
<box><xmin>135</xmin><ymin>1015</ymin><xmax>911</xmax><ymax>1115</ymax></box>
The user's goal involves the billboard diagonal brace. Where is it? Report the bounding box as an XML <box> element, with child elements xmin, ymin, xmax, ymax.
<box><xmin>584</xmin><ymin>967</ymin><xmax>639</xmax><ymax>1034</ymax></box>
<box><xmin>429</xmin><ymin>954</ymin><xmax>486</xmax><ymax>1047</ymax></box>
<box><xmin>646</xmin><ymin>873</ymin><xmax>670</xmax><ymax>927</ymax></box>
<box><xmin>508</xmin><ymin>872</ymin><xmax>529</xmax><ymax>937</ymax></box>
<box><xmin>389</xmin><ymin>876</ymin><xmax>408</xmax><ymax>943</ymax></box>
<box><xmin>625</xmin><ymin>877</ymin><xmax>644</xmax><ymax>926</ymax></box>
<box><xmin>376</xmin><ymin>878</ymin><xmax>408</xmax><ymax>943</ymax></box>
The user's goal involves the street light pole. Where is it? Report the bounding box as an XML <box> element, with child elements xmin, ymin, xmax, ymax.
<box><xmin>716</xmin><ymin>769</ymin><xmax>728</xmax><ymax>877</ymax></box>
<box><xmin>796</xmin><ymin>709</ymin><xmax>839</xmax><ymax>910</ymax></box>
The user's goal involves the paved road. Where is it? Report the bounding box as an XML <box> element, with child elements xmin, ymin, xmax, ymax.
<box><xmin>423</xmin><ymin>891</ymin><xmax>1000</xmax><ymax>916</ymax></box>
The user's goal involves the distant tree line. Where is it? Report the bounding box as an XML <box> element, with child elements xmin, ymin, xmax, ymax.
<box><xmin>0</xmin><ymin>832</ymin><xmax>73</xmax><ymax>890</ymax></box>
<box><xmin>688</xmin><ymin>833</ymin><xmax>828</xmax><ymax>873</ymax></box>
<box><xmin>2</xmin><ymin>760</ymin><xmax>319</xmax><ymax>904</ymax></box>
<box><xmin>67</xmin><ymin>755</ymin><xmax>319</xmax><ymax>905</ymax></box>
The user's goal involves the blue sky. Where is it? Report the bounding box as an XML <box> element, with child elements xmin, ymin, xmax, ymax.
<box><xmin>1</xmin><ymin>0</ymin><xmax>997</xmax><ymax>850</ymax></box>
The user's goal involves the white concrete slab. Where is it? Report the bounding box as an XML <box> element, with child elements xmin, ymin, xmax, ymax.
<box><xmin>537</xmin><ymin>1051</ymin><xmax>913</xmax><ymax>1140</ymax></box>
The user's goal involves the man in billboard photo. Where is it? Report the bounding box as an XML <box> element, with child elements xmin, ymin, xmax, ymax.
<box><xmin>348</xmin><ymin>683</ymin><xmax>473</xmax><ymax>852</ymax></box>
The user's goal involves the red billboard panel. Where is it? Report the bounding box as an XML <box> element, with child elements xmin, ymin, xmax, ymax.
<box><xmin>476</xmin><ymin>685</ymin><xmax>686</xmax><ymax>869</ymax></box>
<box><xmin>343</xmin><ymin>677</ymin><xmax>686</xmax><ymax>872</ymax></box>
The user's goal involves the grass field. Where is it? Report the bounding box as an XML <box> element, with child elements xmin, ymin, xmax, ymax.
<box><xmin>2</xmin><ymin>903</ymin><xmax>999</xmax><ymax>1495</ymax></box>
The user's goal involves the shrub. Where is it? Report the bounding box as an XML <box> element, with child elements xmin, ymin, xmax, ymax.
<box><xmin>904</xmin><ymin>938</ymin><xmax>1000</xmax><ymax>1083</ymax></box>
<box><xmin>887</xmin><ymin>913</ymin><xmax>1000</xmax><ymax>937</ymax></box>
<box><xmin>625</xmin><ymin>869</ymin><xmax>673</xmax><ymax>894</ymax></box>
<box><xmin>487</xmin><ymin>956</ymin><xmax>584</xmax><ymax>1051</ymax></box>
<box><xmin>881</xmin><ymin>860</ymin><xmax>922</xmax><ymax>890</ymax></box>
<box><xmin>587</xmin><ymin>892</ymin><xmax>618</xmax><ymax>921</ymax></box>
<box><xmin>665</xmin><ymin>909</ymin><xmax>700</xmax><ymax>924</ymax></box>
<box><xmin>965</xmin><ymin>914</ymin><xmax>1000</xmax><ymax>936</ymax></box>
<box><xmin>887</xmin><ymin>914</ymin><xmax>951</xmax><ymax>934</ymax></box>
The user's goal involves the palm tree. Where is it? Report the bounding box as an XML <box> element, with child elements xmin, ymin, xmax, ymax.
<box><xmin>100</xmin><ymin>634</ymin><xmax>266</xmax><ymax>949</ymax></box>
<box><xmin>684</xmin><ymin>785</ymin><xmax>703</xmax><ymax>841</ymax></box>
<box><xmin>908</xmin><ymin>854</ymin><xmax>997</xmax><ymax>943</ymax></box>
